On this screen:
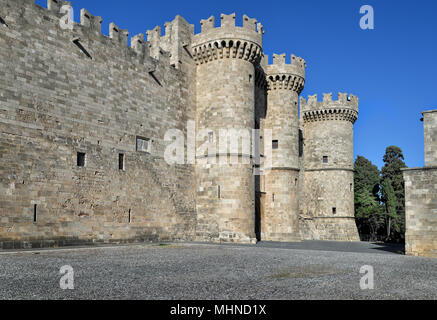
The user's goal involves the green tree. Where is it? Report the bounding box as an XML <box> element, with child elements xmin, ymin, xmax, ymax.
<box><xmin>354</xmin><ymin>156</ymin><xmax>383</xmax><ymax>240</ymax></box>
<box><xmin>381</xmin><ymin>146</ymin><xmax>407</xmax><ymax>241</ymax></box>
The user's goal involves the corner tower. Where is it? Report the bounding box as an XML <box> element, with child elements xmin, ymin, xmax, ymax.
<box><xmin>192</xmin><ymin>14</ymin><xmax>263</xmax><ymax>243</ymax></box>
<box><xmin>300</xmin><ymin>93</ymin><xmax>360</xmax><ymax>241</ymax></box>
<box><xmin>261</xmin><ymin>54</ymin><xmax>306</xmax><ymax>241</ymax></box>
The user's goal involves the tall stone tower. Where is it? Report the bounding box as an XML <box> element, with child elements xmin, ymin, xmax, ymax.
<box><xmin>192</xmin><ymin>14</ymin><xmax>263</xmax><ymax>243</ymax></box>
<box><xmin>260</xmin><ymin>54</ymin><xmax>306</xmax><ymax>241</ymax></box>
<box><xmin>300</xmin><ymin>93</ymin><xmax>360</xmax><ymax>241</ymax></box>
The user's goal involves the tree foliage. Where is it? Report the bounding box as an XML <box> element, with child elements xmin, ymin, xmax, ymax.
<box><xmin>354</xmin><ymin>156</ymin><xmax>384</xmax><ymax>240</ymax></box>
<box><xmin>354</xmin><ymin>146</ymin><xmax>407</xmax><ymax>243</ymax></box>
<box><xmin>381</xmin><ymin>146</ymin><xmax>407</xmax><ymax>241</ymax></box>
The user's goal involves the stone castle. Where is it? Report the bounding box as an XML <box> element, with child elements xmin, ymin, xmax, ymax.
<box><xmin>0</xmin><ymin>0</ymin><xmax>360</xmax><ymax>249</ymax></box>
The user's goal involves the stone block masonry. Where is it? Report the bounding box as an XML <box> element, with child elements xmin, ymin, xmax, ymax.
<box><xmin>0</xmin><ymin>0</ymin><xmax>360</xmax><ymax>247</ymax></box>
<box><xmin>403</xmin><ymin>109</ymin><xmax>437</xmax><ymax>258</ymax></box>
<box><xmin>0</xmin><ymin>0</ymin><xmax>197</xmax><ymax>247</ymax></box>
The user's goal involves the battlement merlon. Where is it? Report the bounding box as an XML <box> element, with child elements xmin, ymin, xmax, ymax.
<box><xmin>146</xmin><ymin>15</ymin><xmax>194</xmax><ymax>67</ymax></box>
<box><xmin>47</xmin><ymin>0</ymin><xmax>71</xmax><ymax>13</ymax></box>
<box><xmin>110</xmin><ymin>23</ymin><xmax>129</xmax><ymax>47</ymax></box>
<box><xmin>265</xmin><ymin>53</ymin><xmax>306</xmax><ymax>79</ymax></box>
<box><xmin>300</xmin><ymin>93</ymin><xmax>359</xmax><ymax>123</ymax></box>
<box><xmin>192</xmin><ymin>13</ymin><xmax>263</xmax><ymax>50</ymax></box>
<box><xmin>80</xmin><ymin>9</ymin><xmax>102</xmax><ymax>34</ymax></box>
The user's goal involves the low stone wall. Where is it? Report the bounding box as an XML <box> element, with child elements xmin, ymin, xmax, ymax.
<box><xmin>403</xmin><ymin>167</ymin><xmax>437</xmax><ymax>258</ymax></box>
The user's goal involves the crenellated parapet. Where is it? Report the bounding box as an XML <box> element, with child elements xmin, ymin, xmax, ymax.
<box><xmin>265</xmin><ymin>54</ymin><xmax>306</xmax><ymax>93</ymax></box>
<box><xmin>17</xmin><ymin>1</ymin><xmax>195</xmax><ymax>70</ymax></box>
<box><xmin>301</xmin><ymin>93</ymin><xmax>359</xmax><ymax>124</ymax></box>
<box><xmin>191</xmin><ymin>13</ymin><xmax>263</xmax><ymax>66</ymax></box>
<box><xmin>144</xmin><ymin>15</ymin><xmax>195</xmax><ymax>68</ymax></box>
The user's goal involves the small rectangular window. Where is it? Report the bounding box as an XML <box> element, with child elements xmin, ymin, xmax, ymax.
<box><xmin>332</xmin><ymin>207</ymin><xmax>337</xmax><ymax>215</ymax></box>
<box><xmin>136</xmin><ymin>137</ymin><xmax>151</xmax><ymax>153</ymax></box>
<box><xmin>272</xmin><ymin>140</ymin><xmax>279</xmax><ymax>149</ymax></box>
<box><xmin>33</xmin><ymin>204</ymin><xmax>37</xmax><ymax>223</ymax></box>
<box><xmin>77</xmin><ymin>152</ymin><xmax>85</xmax><ymax>167</ymax></box>
<box><xmin>323</xmin><ymin>156</ymin><xmax>328</xmax><ymax>163</ymax></box>
<box><xmin>119</xmin><ymin>153</ymin><xmax>125</xmax><ymax>171</ymax></box>
<box><xmin>128</xmin><ymin>209</ymin><xmax>131</xmax><ymax>224</ymax></box>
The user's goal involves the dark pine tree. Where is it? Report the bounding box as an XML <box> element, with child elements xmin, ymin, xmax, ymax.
<box><xmin>381</xmin><ymin>146</ymin><xmax>407</xmax><ymax>242</ymax></box>
<box><xmin>354</xmin><ymin>156</ymin><xmax>383</xmax><ymax>240</ymax></box>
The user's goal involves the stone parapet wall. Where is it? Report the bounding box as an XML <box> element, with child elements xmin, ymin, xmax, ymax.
<box><xmin>0</xmin><ymin>0</ymin><xmax>197</xmax><ymax>246</ymax></box>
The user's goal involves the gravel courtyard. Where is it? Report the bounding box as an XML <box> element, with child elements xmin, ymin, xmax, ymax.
<box><xmin>0</xmin><ymin>241</ymin><xmax>436</xmax><ymax>300</ymax></box>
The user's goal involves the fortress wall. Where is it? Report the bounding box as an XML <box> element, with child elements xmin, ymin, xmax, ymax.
<box><xmin>302</xmin><ymin>170</ymin><xmax>357</xmax><ymax>240</ymax></box>
<box><xmin>0</xmin><ymin>1</ymin><xmax>365</xmax><ymax>246</ymax></box>
<box><xmin>303</xmin><ymin>118</ymin><xmax>354</xmax><ymax>170</ymax></box>
<box><xmin>261</xmin><ymin>170</ymin><xmax>300</xmax><ymax>241</ymax></box>
<box><xmin>424</xmin><ymin>110</ymin><xmax>437</xmax><ymax>166</ymax></box>
<box><xmin>403</xmin><ymin>109</ymin><xmax>437</xmax><ymax>258</ymax></box>
<box><xmin>403</xmin><ymin>167</ymin><xmax>437</xmax><ymax>257</ymax></box>
<box><xmin>0</xmin><ymin>0</ymin><xmax>197</xmax><ymax>247</ymax></box>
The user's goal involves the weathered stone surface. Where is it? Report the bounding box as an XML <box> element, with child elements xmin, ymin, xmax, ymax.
<box><xmin>300</xmin><ymin>94</ymin><xmax>360</xmax><ymax>241</ymax></box>
<box><xmin>0</xmin><ymin>0</ymin><xmax>360</xmax><ymax>246</ymax></box>
<box><xmin>0</xmin><ymin>0</ymin><xmax>196</xmax><ymax>244</ymax></box>
<box><xmin>423</xmin><ymin>110</ymin><xmax>437</xmax><ymax>166</ymax></box>
<box><xmin>403</xmin><ymin>109</ymin><xmax>437</xmax><ymax>258</ymax></box>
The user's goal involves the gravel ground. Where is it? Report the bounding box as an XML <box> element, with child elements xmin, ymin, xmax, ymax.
<box><xmin>0</xmin><ymin>241</ymin><xmax>436</xmax><ymax>300</ymax></box>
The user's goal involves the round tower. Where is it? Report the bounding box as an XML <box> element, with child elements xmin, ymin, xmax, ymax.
<box><xmin>301</xmin><ymin>93</ymin><xmax>360</xmax><ymax>241</ymax></box>
<box><xmin>261</xmin><ymin>54</ymin><xmax>306</xmax><ymax>241</ymax></box>
<box><xmin>192</xmin><ymin>13</ymin><xmax>263</xmax><ymax>243</ymax></box>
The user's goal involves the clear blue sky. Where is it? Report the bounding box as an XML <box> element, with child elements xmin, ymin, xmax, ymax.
<box><xmin>35</xmin><ymin>0</ymin><xmax>437</xmax><ymax>169</ymax></box>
